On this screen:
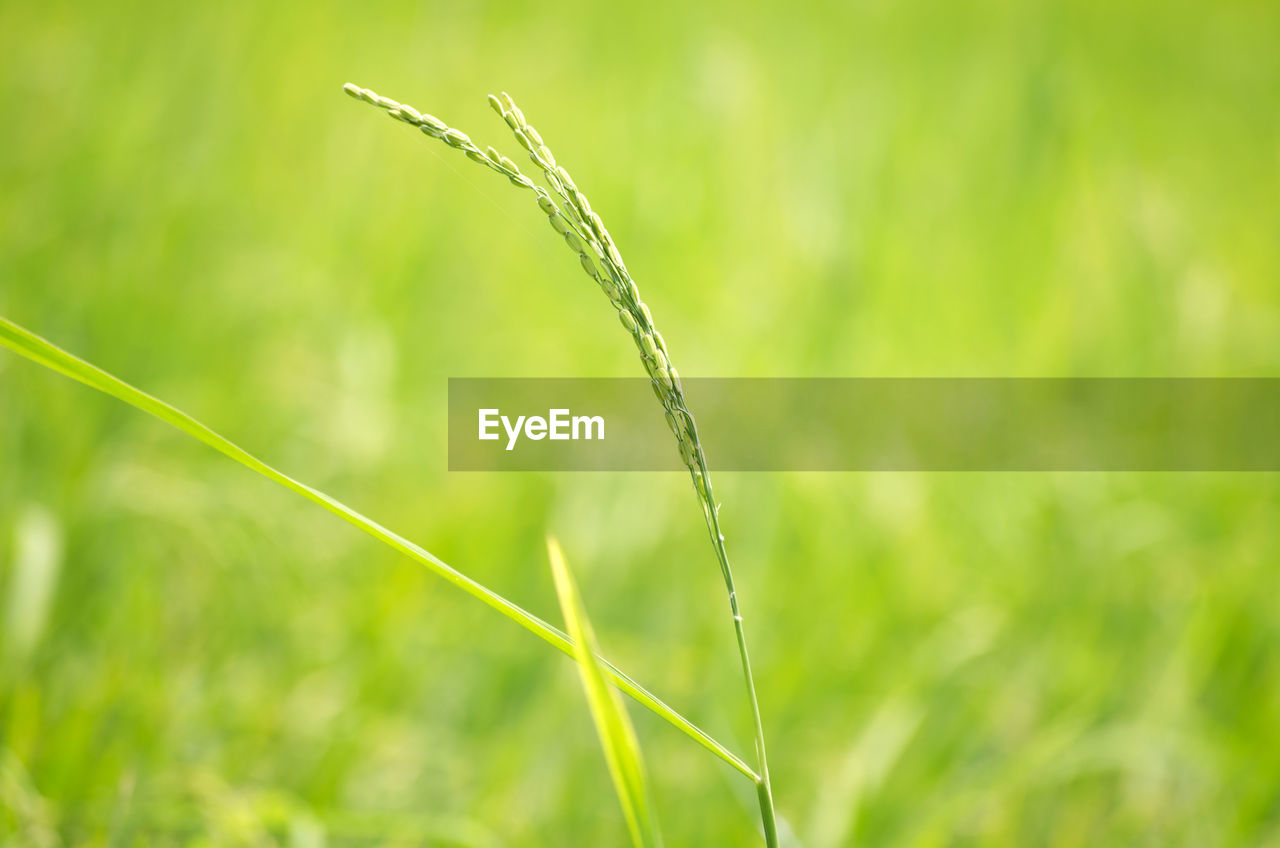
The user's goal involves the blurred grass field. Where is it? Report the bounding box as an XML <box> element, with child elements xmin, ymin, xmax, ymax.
<box><xmin>2</xmin><ymin>0</ymin><xmax>1279</xmax><ymax>845</ymax></box>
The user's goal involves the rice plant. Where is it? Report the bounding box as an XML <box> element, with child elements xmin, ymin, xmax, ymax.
<box><xmin>341</xmin><ymin>83</ymin><xmax>781</xmax><ymax>846</ymax></box>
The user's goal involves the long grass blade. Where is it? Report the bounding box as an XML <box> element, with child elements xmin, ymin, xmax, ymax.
<box><xmin>546</xmin><ymin>538</ymin><xmax>662</xmax><ymax>848</ymax></box>
<box><xmin>0</xmin><ymin>315</ymin><xmax>758</xmax><ymax>782</ymax></box>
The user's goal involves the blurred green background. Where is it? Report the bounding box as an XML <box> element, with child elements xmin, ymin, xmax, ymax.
<box><xmin>2</xmin><ymin>0</ymin><xmax>1279</xmax><ymax>845</ymax></box>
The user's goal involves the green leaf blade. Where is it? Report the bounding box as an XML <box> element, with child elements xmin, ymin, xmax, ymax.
<box><xmin>547</xmin><ymin>537</ymin><xmax>662</xmax><ymax>848</ymax></box>
<box><xmin>0</xmin><ymin>315</ymin><xmax>757</xmax><ymax>784</ymax></box>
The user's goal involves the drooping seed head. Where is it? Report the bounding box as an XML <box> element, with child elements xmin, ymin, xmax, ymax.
<box><xmin>589</xmin><ymin>212</ymin><xmax>608</xmax><ymax>241</ymax></box>
<box><xmin>393</xmin><ymin>105</ymin><xmax>422</xmax><ymax>124</ymax></box>
<box><xmin>420</xmin><ymin>114</ymin><xmax>448</xmax><ymax>135</ymax></box>
<box><xmin>442</xmin><ymin>128</ymin><xmax>472</xmax><ymax>148</ymax></box>
<box><xmin>606</xmin><ymin>242</ymin><xmax>625</xmax><ymax>269</ymax></box>
<box><xmin>654</xmin><ymin>351</ymin><xmax>673</xmax><ymax>388</ymax></box>
<box><xmin>344</xmin><ymin>82</ymin><xmax>714</xmax><ymax>498</ymax></box>
<box><xmin>543</xmin><ymin>170</ymin><xmax>565</xmax><ymax>195</ymax></box>
<box><xmin>679</xmin><ymin>438</ymin><xmax>697</xmax><ymax>467</ymax></box>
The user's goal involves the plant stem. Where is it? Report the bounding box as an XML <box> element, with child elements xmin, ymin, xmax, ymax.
<box><xmin>693</xmin><ymin>448</ymin><xmax>779</xmax><ymax>848</ymax></box>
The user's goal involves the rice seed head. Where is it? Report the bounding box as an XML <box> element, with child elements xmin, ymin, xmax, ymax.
<box><xmin>600</xmin><ymin>279</ymin><xmax>623</xmax><ymax>304</ymax></box>
<box><xmin>344</xmin><ymin>82</ymin><xmax>717</xmax><ymax>487</ymax></box>
<box><xmin>393</xmin><ymin>104</ymin><xmax>422</xmax><ymax>124</ymax></box>
<box><xmin>679</xmin><ymin>438</ymin><xmax>697</xmax><ymax>467</ymax></box>
<box><xmin>442</xmin><ymin>128</ymin><xmax>472</xmax><ymax>149</ymax></box>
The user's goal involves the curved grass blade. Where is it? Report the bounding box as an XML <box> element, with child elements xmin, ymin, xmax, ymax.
<box><xmin>547</xmin><ymin>538</ymin><xmax>662</xmax><ymax>848</ymax></box>
<box><xmin>0</xmin><ymin>315</ymin><xmax>757</xmax><ymax>782</ymax></box>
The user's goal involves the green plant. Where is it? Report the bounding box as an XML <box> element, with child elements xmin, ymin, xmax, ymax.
<box><xmin>341</xmin><ymin>83</ymin><xmax>780</xmax><ymax>846</ymax></box>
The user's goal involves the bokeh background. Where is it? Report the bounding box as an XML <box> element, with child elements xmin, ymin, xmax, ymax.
<box><xmin>3</xmin><ymin>0</ymin><xmax>1279</xmax><ymax>845</ymax></box>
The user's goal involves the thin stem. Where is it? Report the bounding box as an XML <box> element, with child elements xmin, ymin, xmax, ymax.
<box><xmin>692</xmin><ymin>444</ymin><xmax>779</xmax><ymax>848</ymax></box>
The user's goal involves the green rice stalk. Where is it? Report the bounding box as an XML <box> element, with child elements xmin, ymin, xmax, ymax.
<box><xmin>343</xmin><ymin>84</ymin><xmax>780</xmax><ymax>846</ymax></box>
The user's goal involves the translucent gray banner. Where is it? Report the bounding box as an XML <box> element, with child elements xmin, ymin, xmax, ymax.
<box><xmin>447</xmin><ymin>378</ymin><xmax>1280</xmax><ymax>471</ymax></box>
